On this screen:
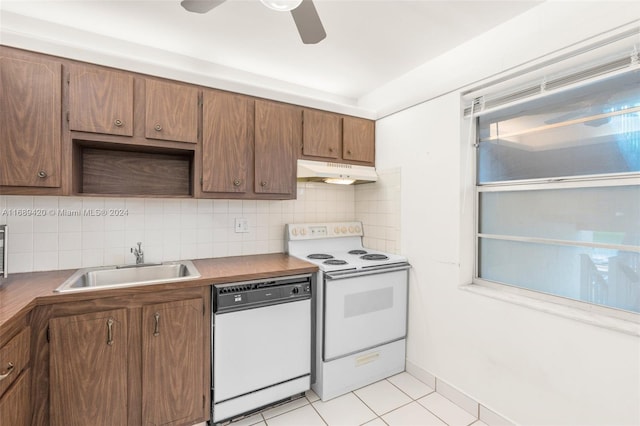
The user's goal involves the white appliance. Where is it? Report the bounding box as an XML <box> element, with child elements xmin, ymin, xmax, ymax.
<box><xmin>211</xmin><ymin>274</ymin><xmax>312</xmax><ymax>423</ymax></box>
<box><xmin>297</xmin><ymin>159</ymin><xmax>378</xmax><ymax>184</ymax></box>
<box><xmin>286</xmin><ymin>222</ymin><xmax>409</xmax><ymax>401</ymax></box>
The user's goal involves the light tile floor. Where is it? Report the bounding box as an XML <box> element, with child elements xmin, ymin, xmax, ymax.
<box><xmin>222</xmin><ymin>372</ymin><xmax>488</xmax><ymax>426</ymax></box>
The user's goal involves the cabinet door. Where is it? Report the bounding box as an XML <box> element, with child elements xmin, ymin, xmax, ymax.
<box><xmin>142</xmin><ymin>298</ymin><xmax>204</xmax><ymax>426</ymax></box>
<box><xmin>145</xmin><ymin>79</ymin><xmax>199</xmax><ymax>143</ymax></box>
<box><xmin>202</xmin><ymin>90</ymin><xmax>253</xmax><ymax>193</ymax></box>
<box><xmin>302</xmin><ymin>109</ymin><xmax>341</xmax><ymax>159</ymax></box>
<box><xmin>0</xmin><ymin>327</ymin><xmax>30</xmax><ymax>398</ymax></box>
<box><xmin>0</xmin><ymin>50</ymin><xmax>61</xmax><ymax>187</ymax></box>
<box><xmin>0</xmin><ymin>368</ymin><xmax>31</xmax><ymax>426</ymax></box>
<box><xmin>69</xmin><ymin>64</ymin><xmax>134</xmax><ymax>136</ymax></box>
<box><xmin>49</xmin><ymin>309</ymin><xmax>128</xmax><ymax>426</ymax></box>
<box><xmin>343</xmin><ymin>116</ymin><xmax>375</xmax><ymax>164</ymax></box>
<box><xmin>255</xmin><ymin>100</ymin><xmax>301</xmax><ymax>196</ymax></box>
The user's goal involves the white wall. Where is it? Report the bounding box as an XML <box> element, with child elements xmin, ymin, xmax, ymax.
<box><xmin>361</xmin><ymin>1</ymin><xmax>640</xmax><ymax>117</ymax></box>
<box><xmin>372</xmin><ymin>3</ymin><xmax>640</xmax><ymax>424</ymax></box>
<box><xmin>375</xmin><ymin>70</ymin><xmax>640</xmax><ymax>426</ymax></box>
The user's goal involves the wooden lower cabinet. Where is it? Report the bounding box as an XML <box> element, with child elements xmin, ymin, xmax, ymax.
<box><xmin>49</xmin><ymin>309</ymin><xmax>128</xmax><ymax>426</ymax></box>
<box><xmin>0</xmin><ymin>326</ymin><xmax>32</xmax><ymax>425</ymax></box>
<box><xmin>45</xmin><ymin>288</ymin><xmax>209</xmax><ymax>426</ymax></box>
<box><xmin>0</xmin><ymin>368</ymin><xmax>31</xmax><ymax>426</ymax></box>
<box><xmin>142</xmin><ymin>299</ymin><xmax>204</xmax><ymax>426</ymax></box>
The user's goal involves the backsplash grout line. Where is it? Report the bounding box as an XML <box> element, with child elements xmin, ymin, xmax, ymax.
<box><xmin>2</xmin><ymin>170</ymin><xmax>404</xmax><ymax>274</ymax></box>
<box><xmin>1</xmin><ymin>182</ymin><xmax>356</xmax><ymax>274</ymax></box>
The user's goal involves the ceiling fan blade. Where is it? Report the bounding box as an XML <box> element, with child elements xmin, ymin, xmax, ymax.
<box><xmin>290</xmin><ymin>0</ymin><xmax>326</xmax><ymax>44</ymax></box>
<box><xmin>180</xmin><ymin>0</ymin><xmax>226</xmax><ymax>14</ymax></box>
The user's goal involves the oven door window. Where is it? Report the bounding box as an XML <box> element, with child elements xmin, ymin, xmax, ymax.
<box><xmin>323</xmin><ymin>269</ymin><xmax>408</xmax><ymax>360</ymax></box>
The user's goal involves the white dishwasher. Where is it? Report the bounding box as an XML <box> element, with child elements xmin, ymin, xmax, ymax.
<box><xmin>211</xmin><ymin>274</ymin><xmax>313</xmax><ymax>423</ymax></box>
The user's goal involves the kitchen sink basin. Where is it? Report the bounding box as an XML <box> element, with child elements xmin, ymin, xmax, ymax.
<box><xmin>54</xmin><ymin>261</ymin><xmax>201</xmax><ymax>293</ymax></box>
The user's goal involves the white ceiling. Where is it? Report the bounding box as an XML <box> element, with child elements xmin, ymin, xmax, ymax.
<box><xmin>1</xmin><ymin>0</ymin><xmax>543</xmax><ymax>113</ymax></box>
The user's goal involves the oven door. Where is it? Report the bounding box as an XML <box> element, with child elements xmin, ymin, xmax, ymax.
<box><xmin>323</xmin><ymin>265</ymin><xmax>409</xmax><ymax>361</ymax></box>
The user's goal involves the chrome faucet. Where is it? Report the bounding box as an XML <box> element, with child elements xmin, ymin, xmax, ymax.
<box><xmin>131</xmin><ymin>242</ymin><xmax>144</xmax><ymax>264</ymax></box>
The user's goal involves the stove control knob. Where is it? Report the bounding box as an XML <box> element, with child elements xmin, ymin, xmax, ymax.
<box><xmin>292</xmin><ymin>228</ymin><xmax>299</xmax><ymax>236</ymax></box>
<box><xmin>334</xmin><ymin>227</ymin><xmax>340</xmax><ymax>234</ymax></box>
<box><xmin>348</xmin><ymin>226</ymin><xmax>354</xmax><ymax>233</ymax></box>
<box><xmin>300</xmin><ymin>228</ymin><xmax>307</xmax><ymax>236</ymax></box>
<box><xmin>341</xmin><ymin>226</ymin><xmax>347</xmax><ymax>234</ymax></box>
<box><xmin>291</xmin><ymin>287</ymin><xmax>299</xmax><ymax>294</ymax></box>
<box><xmin>355</xmin><ymin>225</ymin><xmax>361</xmax><ymax>233</ymax></box>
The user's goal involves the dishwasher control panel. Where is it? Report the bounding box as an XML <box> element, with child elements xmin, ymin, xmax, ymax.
<box><xmin>213</xmin><ymin>274</ymin><xmax>312</xmax><ymax>314</ymax></box>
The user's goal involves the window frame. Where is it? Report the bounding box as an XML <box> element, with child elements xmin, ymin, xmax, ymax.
<box><xmin>471</xmin><ymin>124</ymin><xmax>640</xmax><ymax>324</ymax></box>
<box><xmin>462</xmin><ymin>24</ymin><xmax>640</xmax><ymax>332</ymax></box>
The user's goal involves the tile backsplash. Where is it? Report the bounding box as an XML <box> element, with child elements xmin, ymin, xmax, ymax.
<box><xmin>0</xmin><ymin>182</ymin><xmax>355</xmax><ymax>273</ymax></box>
<box><xmin>355</xmin><ymin>168</ymin><xmax>401</xmax><ymax>254</ymax></box>
<box><xmin>0</xmin><ymin>172</ymin><xmax>403</xmax><ymax>274</ymax></box>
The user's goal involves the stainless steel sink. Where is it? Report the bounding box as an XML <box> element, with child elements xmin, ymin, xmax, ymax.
<box><xmin>54</xmin><ymin>261</ymin><xmax>201</xmax><ymax>293</ymax></box>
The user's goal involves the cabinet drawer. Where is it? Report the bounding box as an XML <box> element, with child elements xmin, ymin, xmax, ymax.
<box><xmin>0</xmin><ymin>327</ymin><xmax>30</xmax><ymax>398</ymax></box>
<box><xmin>0</xmin><ymin>367</ymin><xmax>31</xmax><ymax>426</ymax></box>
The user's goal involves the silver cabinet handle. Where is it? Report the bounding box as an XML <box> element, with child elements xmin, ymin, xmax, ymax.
<box><xmin>154</xmin><ymin>124</ymin><xmax>162</xmax><ymax>132</ymax></box>
<box><xmin>107</xmin><ymin>318</ymin><xmax>114</xmax><ymax>345</ymax></box>
<box><xmin>37</xmin><ymin>170</ymin><xmax>47</xmax><ymax>178</ymax></box>
<box><xmin>0</xmin><ymin>362</ymin><xmax>14</xmax><ymax>381</ymax></box>
<box><xmin>260</xmin><ymin>181</ymin><xmax>268</xmax><ymax>187</ymax></box>
<box><xmin>233</xmin><ymin>179</ymin><xmax>241</xmax><ymax>187</ymax></box>
<box><xmin>153</xmin><ymin>312</ymin><xmax>160</xmax><ymax>337</ymax></box>
<box><xmin>114</xmin><ymin>119</ymin><xmax>123</xmax><ymax>127</ymax></box>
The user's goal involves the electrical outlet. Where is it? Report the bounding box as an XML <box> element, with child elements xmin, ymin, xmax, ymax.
<box><xmin>234</xmin><ymin>218</ymin><xmax>249</xmax><ymax>233</ymax></box>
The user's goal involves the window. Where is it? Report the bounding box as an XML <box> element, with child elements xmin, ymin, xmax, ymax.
<box><xmin>475</xmin><ymin>70</ymin><xmax>640</xmax><ymax>314</ymax></box>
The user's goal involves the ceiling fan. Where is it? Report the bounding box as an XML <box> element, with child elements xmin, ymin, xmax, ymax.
<box><xmin>180</xmin><ymin>0</ymin><xmax>327</xmax><ymax>44</ymax></box>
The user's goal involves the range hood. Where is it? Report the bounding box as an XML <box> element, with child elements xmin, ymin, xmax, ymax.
<box><xmin>297</xmin><ymin>159</ymin><xmax>378</xmax><ymax>185</ymax></box>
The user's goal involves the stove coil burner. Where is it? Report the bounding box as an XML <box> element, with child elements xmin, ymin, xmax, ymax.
<box><xmin>360</xmin><ymin>254</ymin><xmax>389</xmax><ymax>261</ymax></box>
<box><xmin>348</xmin><ymin>250</ymin><xmax>368</xmax><ymax>255</ymax></box>
<box><xmin>307</xmin><ymin>254</ymin><xmax>334</xmax><ymax>260</ymax></box>
<box><xmin>323</xmin><ymin>259</ymin><xmax>348</xmax><ymax>265</ymax></box>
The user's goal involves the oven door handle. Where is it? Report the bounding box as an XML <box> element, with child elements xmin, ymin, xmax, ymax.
<box><xmin>325</xmin><ymin>263</ymin><xmax>411</xmax><ymax>280</ymax></box>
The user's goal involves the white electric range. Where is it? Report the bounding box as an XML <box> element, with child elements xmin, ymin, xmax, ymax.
<box><xmin>286</xmin><ymin>221</ymin><xmax>410</xmax><ymax>401</ymax></box>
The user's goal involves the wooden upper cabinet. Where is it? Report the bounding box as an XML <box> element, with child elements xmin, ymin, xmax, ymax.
<box><xmin>202</xmin><ymin>90</ymin><xmax>253</xmax><ymax>193</ymax></box>
<box><xmin>343</xmin><ymin>116</ymin><xmax>375</xmax><ymax>164</ymax></box>
<box><xmin>49</xmin><ymin>308</ymin><xmax>129</xmax><ymax>426</ymax></box>
<box><xmin>69</xmin><ymin>64</ymin><xmax>134</xmax><ymax>136</ymax></box>
<box><xmin>0</xmin><ymin>49</ymin><xmax>61</xmax><ymax>188</ymax></box>
<box><xmin>298</xmin><ymin>110</ymin><xmax>375</xmax><ymax>166</ymax></box>
<box><xmin>255</xmin><ymin>100</ymin><xmax>301</xmax><ymax>196</ymax></box>
<box><xmin>302</xmin><ymin>109</ymin><xmax>341</xmax><ymax>159</ymax></box>
<box><xmin>141</xmin><ymin>298</ymin><xmax>204</xmax><ymax>425</ymax></box>
<box><xmin>145</xmin><ymin>79</ymin><xmax>199</xmax><ymax>144</ymax></box>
